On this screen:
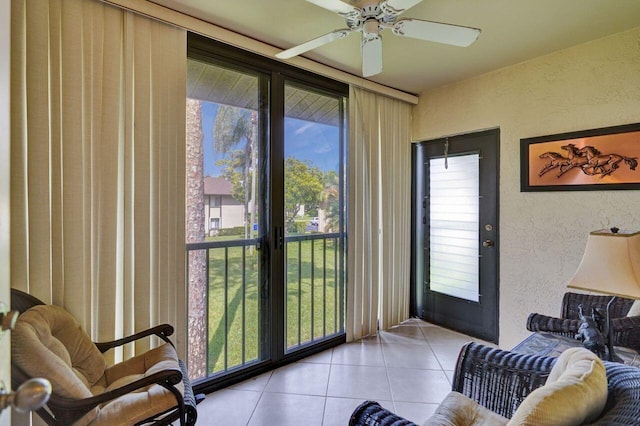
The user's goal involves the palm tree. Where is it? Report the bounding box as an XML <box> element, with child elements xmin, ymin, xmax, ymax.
<box><xmin>213</xmin><ymin>105</ymin><xmax>258</xmax><ymax>239</ymax></box>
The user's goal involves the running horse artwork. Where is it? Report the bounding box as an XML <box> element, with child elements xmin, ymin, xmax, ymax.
<box><xmin>579</xmin><ymin>145</ymin><xmax>638</xmax><ymax>177</ymax></box>
<box><xmin>521</xmin><ymin>123</ymin><xmax>640</xmax><ymax>191</ymax></box>
<box><xmin>538</xmin><ymin>143</ymin><xmax>638</xmax><ymax>179</ymax></box>
<box><xmin>537</xmin><ymin>151</ymin><xmax>569</xmax><ymax>177</ymax></box>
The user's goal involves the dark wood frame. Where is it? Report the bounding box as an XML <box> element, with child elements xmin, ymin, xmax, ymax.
<box><xmin>520</xmin><ymin>122</ymin><xmax>640</xmax><ymax>191</ymax></box>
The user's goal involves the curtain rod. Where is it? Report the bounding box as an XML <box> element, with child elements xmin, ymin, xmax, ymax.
<box><xmin>101</xmin><ymin>0</ymin><xmax>419</xmax><ymax>105</ymax></box>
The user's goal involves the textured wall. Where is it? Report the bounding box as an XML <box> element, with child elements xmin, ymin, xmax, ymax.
<box><xmin>413</xmin><ymin>27</ymin><xmax>640</xmax><ymax>349</ymax></box>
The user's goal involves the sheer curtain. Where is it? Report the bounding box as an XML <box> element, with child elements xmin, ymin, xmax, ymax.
<box><xmin>11</xmin><ymin>0</ymin><xmax>187</xmax><ymax>361</ymax></box>
<box><xmin>346</xmin><ymin>86</ymin><xmax>412</xmax><ymax>341</ymax></box>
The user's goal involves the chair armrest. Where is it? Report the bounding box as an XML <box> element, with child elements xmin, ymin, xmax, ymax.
<box><xmin>611</xmin><ymin>315</ymin><xmax>640</xmax><ymax>352</ymax></box>
<box><xmin>452</xmin><ymin>342</ymin><xmax>556</xmax><ymax>419</ymax></box>
<box><xmin>349</xmin><ymin>401</ymin><xmax>418</xmax><ymax>426</ymax></box>
<box><xmin>94</xmin><ymin>324</ymin><xmax>175</xmax><ymax>353</ymax></box>
<box><xmin>526</xmin><ymin>312</ymin><xmax>581</xmax><ymax>337</ymax></box>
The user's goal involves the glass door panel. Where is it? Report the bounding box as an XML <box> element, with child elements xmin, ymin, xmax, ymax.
<box><xmin>429</xmin><ymin>154</ymin><xmax>480</xmax><ymax>302</ymax></box>
<box><xmin>283</xmin><ymin>82</ymin><xmax>346</xmax><ymax>352</ymax></box>
<box><xmin>185</xmin><ymin>58</ymin><xmax>267</xmax><ymax>381</ymax></box>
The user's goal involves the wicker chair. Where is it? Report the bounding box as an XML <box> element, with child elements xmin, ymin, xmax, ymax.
<box><xmin>349</xmin><ymin>341</ymin><xmax>640</xmax><ymax>425</ymax></box>
<box><xmin>11</xmin><ymin>288</ymin><xmax>203</xmax><ymax>426</ymax></box>
<box><xmin>526</xmin><ymin>291</ymin><xmax>640</xmax><ymax>351</ymax></box>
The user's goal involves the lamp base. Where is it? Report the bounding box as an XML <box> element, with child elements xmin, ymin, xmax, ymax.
<box><xmin>607</xmin><ymin>349</ymin><xmax>623</xmax><ymax>363</ymax></box>
<box><xmin>605</xmin><ymin>296</ymin><xmax>623</xmax><ymax>363</ymax></box>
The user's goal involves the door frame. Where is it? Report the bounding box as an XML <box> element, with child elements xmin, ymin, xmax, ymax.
<box><xmin>411</xmin><ymin>128</ymin><xmax>500</xmax><ymax>343</ymax></box>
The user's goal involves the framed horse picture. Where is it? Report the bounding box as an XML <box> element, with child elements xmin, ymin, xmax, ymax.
<box><xmin>520</xmin><ymin>122</ymin><xmax>640</xmax><ymax>191</ymax></box>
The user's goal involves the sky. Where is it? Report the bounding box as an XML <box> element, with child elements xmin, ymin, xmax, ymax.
<box><xmin>201</xmin><ymin>102</ymin><xmax>341</xmax><ymax>177</ymax></box>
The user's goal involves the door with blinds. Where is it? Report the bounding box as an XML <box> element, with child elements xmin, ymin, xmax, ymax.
<box><xmin>411</xmin><ymin>129</ymin><xmax>499</xmax><ymax>343</ymax></box>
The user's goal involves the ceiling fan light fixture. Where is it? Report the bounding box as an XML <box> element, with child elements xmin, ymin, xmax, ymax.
<box><xmin>363</xmin><ymin>19</ymin><xmax>380</xmax><ymax>36</ymax></box>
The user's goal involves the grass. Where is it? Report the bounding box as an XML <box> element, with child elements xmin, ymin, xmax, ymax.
<box><xmin>204</xmin><ymin>237</ymin><xmax>343</xmax><ymax>375</ymax></box>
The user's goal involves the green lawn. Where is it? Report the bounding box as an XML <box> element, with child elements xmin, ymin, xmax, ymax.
<box><xmin>205</xmin><ymin>238</ymin><xmax>343</xmax><ymax>374</ymax></box>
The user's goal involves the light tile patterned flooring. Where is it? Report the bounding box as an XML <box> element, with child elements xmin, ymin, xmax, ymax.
<box><xmin>196</xmin><ymin>319</ymin><xmax>495</xmax><ymax>425</ymax></box>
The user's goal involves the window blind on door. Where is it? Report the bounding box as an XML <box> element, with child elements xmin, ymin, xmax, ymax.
<box><xmin>428</xmin><ymin>154</ymin><xmax>479</xmax><ymax>302</ymax></box>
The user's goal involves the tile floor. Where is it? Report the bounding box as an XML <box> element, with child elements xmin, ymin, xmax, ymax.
<box><xmin>195</xmin><ymin>319</ymin><xmax>496</xmax><ymax>425</ymax></box>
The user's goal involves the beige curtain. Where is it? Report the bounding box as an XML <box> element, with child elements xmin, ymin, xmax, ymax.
<box><xmin>346</xmin><ymin>86</ymin><xmax>412</xmax><ymax>341</ymax></box>
<box><xmin>11</xmin><ymin>0</ymin><xmax>187</xmax><ymax>361</ymax></box>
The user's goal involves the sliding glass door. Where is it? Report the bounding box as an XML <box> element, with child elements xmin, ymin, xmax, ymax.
<box><xmin>185</xmin><ymin>34</ymin><xmax>347</xmax><ymax>392</ymax></box>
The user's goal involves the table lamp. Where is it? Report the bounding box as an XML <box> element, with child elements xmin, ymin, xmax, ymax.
<box><xmin>567</xmin><ymin>228</ymin><xmax>640</xmax><ymax>361</ymax></box>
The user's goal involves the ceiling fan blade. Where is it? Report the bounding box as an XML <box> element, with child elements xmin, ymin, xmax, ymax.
<box><xmin>383</xmin><ymin>0</ymin><xmax>424</xmax><ymax>14</ymax></box>
<box><xmin>392</xmin><ymin>18</ymin><xmax>481</xmax><ymax>47</ymax></box>
<box><xmin>276</xmin><ymin>29</ymin><xmax>354</xmax><ymax>59</ymax></box>
<box><xmin>305</xmin><ymin>0</ymin><xmax>359</xmax><ymax>16</ymax></box>
<box><xmin>361</xmin><ymin>35</ymin><xmax>383</xmax><ymax>77</ymax></box>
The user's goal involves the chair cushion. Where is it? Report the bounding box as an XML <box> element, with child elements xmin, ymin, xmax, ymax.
<box><xmin>88</xmin><ymin>342</ymin><xmax>184</xmax><ymax>426</ymax></box>
<box><xmin>12</xmin><ymin>304</ymin><xmax>105</xmax><ymax>425</ymax></box>
<box><xmin>507</xmin><ymin>347</ymin><xmax>607</xmax><ymax>426</ymax></box>
<box><xmin>424</xmin><ymin>391</ymin><xmax>509</xmax><ymax>426</ymax></box>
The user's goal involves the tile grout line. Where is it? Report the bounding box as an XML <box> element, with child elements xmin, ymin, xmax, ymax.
<box><xmin>245</xmin><ymin>371</ymin><xmax>273</xmax><ymax>425</ymax></box>
<box><xmin>377</xmin><ymin>332</ymin><xmax>399</xmax><ymax>412</ymax></box>
<box><xmin>419</xmin><ymin>324</ymin><xmax>448</xmax><ymax>378</ymax></box>
<box><xmin>320</xmin><ymin>347</ymin><xmax>335</xmax><ymax>426</ymax></box>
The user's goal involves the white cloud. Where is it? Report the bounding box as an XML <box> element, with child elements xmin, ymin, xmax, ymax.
<box><xmin>315</xmin><ymin>144</ymin><xmax>332</xmax><ymax>154</ymax></box>
<box><xmin>294</xmin><ymin>123</ymin><xmax>315</xmax><ymax>135</ymax></box>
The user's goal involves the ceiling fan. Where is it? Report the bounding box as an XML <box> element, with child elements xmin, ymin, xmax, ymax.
<box><xmin>276</xmin><ymin>0</ymin><xmax>481</xmax><ymax>77</ymax></box>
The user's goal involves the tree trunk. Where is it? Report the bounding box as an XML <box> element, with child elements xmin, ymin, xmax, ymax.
<box><xmin>186</xmin><ymin>98</ymin><xmax>207</xmax><ymax>380</ymax></box>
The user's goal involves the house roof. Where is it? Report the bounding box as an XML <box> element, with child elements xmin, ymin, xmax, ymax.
<box><xmin>204</xmin><ymin>176</ymin><xmax>233</xmax><ymax>195</ymax></box>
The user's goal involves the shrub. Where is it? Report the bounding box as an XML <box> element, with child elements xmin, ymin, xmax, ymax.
<box><xmin>218</xmin><ymin>226</ymin><xmax>245</xmax><ymax>236</ymax></box>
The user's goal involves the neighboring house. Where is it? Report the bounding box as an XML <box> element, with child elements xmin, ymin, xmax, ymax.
<box><xmin>204</xmin><ymin>176</ymin><xmax>245</xmax><ymax>235</ymax></box>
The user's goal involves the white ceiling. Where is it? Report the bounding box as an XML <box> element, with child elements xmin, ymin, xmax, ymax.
<box><xmin>150</xmin><ymin>0</ymin><xmax>640</xmax><ymax>95</ymax></box>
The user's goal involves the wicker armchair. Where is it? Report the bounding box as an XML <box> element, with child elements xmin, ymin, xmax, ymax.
<box><xmin>349</xmin><ymin>341</ymin><xmax>640</xmax><ymax>425</ymax></box>
<box><xmin>526</xmin><ymin>292</ymin><xmax>640</xmax><ymax>351</ymax></box>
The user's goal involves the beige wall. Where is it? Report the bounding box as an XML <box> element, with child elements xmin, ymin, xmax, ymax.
<box><xmin>413</xmin><ymin>27</ymin><xmax>640</xmax><ymax>349</ymax></box>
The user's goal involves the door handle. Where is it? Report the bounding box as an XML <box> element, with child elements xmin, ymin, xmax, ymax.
<box><xmin>482</xmin><ymin>240</ymin><xmax>495</xmax><ymax>248</ymax></box>
<box><xmin>274</xmin><ymin>226</ymin><xmax>284</xmax><ymax>250</ymax></box>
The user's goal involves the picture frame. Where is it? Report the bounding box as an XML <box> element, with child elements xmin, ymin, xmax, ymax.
<box><xmin>520</xmin><ymin>123</ymin><xmax>640</xmax><ymax>192</ymax></box>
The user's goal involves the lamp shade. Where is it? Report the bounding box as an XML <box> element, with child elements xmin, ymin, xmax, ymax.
<box><xmin>567</xmin><ymin>229</ymin><xmax>640</xmax><ymax>299</ymax></box>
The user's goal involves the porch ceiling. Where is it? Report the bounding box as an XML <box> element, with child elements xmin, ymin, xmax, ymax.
<box><xmin>188</xmin><ymin>59</ymin><xmax>341</xmax><ymax>126</ymax></box>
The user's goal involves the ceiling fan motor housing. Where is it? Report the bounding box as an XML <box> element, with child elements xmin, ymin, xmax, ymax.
<box><xmin>347</xmin><ymin>3</ymin><xmax>397</xmax><ymax>31</ymax></box>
